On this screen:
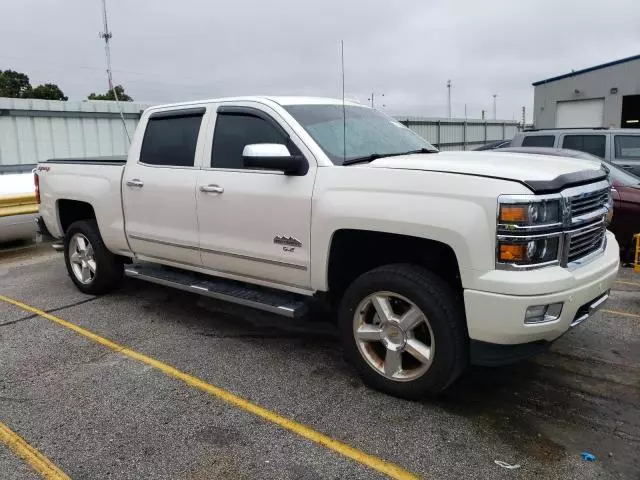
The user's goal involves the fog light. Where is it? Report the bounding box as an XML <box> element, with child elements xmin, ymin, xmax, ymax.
<box><xmin>524</xmin><ymin>302</ymin><xmax>563</xmax><ymax>324</ymax></box>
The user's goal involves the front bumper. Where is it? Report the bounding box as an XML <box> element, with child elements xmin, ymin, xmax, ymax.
<box><xmin>469</xmin><ymin>291</ymin><xmax>610</xmax><ymax>366</ymax></box>
<box><xmin>464</xmin><ymin>231</ymin><xmax>619</xmax><ymax>347</ymax></box>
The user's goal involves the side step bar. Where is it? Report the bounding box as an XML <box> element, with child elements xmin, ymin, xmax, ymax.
<box><xmin>124</xmin><ymin>263</ymin><xmax>308</xmax><ymax>318</ymax></box>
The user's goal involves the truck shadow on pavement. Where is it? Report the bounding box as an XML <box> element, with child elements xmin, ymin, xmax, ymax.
<box><xmin>116</xmin><ymin>278</ymin><xmax>640</xmax><ymax>478</ymax></box>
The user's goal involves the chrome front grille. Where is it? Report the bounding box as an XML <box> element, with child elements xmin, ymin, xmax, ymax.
<box><xmin>569</xmin><ymin>188</ymin><xmax>610</xmax><ymax>221</ymax></box>
<box><xmin>565</xmin><ymin>222</ymin><xmax>606</xmax><ymax>265</ymax></box>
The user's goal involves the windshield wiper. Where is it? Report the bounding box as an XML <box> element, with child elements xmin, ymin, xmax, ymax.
<box><xmin>343</xmin><ymin>148</ymin><xmax>437</xmax><ymax>166</ymax></box>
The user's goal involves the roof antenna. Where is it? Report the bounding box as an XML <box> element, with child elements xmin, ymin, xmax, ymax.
<box><xmin>341</xmin><ymin>40</ymin><xmax>346</xmax><ymax>163</ymax></box>
<box><xmin>99</xmin><ymin>0</ymin><xmax>131</xmax><ymax>144</ymax></box>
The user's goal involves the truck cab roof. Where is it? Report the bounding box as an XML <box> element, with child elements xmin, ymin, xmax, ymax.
<box><xmin>145</xmin><ymin>96</ymin><xmax>363</xmax><ymax>113</ymax></box>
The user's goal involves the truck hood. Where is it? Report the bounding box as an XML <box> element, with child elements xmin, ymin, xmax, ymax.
<box><xmin>366</xmin><ymin>151</ymin><xmax>606</xmax><ymax>193</ymax></box>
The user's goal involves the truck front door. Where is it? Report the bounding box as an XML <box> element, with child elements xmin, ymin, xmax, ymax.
<box><xmin>196</xmin><ymin>105</ymin><xmax>314</xmax><ymax>290</ymax></box>
<box><xmin>123</xmin><ymin>108</ymin><xmax>206</xmax><ymax>266</ymax></box>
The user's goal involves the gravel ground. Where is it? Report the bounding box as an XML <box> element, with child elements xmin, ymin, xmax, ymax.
<box><xmin>0</xmin><ymin>246</ymin><xmax>638</xmax><ymax>479</ymax></box>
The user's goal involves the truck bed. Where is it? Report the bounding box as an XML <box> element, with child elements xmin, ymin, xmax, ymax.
<box><xmin>37</xmin><ymin>156</ymin><xmax>130</xmax><ymax>254</ymax></box>
<box><xmin>45</xmin><ymin>156</ymin><xmax>127</xmax><ymax>166</ymax></box>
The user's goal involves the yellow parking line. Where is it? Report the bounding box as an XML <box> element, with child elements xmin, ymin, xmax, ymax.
<box><xmin>0</xmin><ymin>295</ymin><xmax>419</xmax><ymax>480</ymax></box>
<box><xmin>602</xmin><ymin>308</ymin><xmax>640</xmax><ymax>319</ymax></box>
<box><xmin>615</xmin><ymin>280</ymin><xmax>640</xmax><ymax>287</ymax></box>
<box><xmin>0</xmin><ymin>421</ymin><xmax>70</xmax><ymax>480</ymax></box>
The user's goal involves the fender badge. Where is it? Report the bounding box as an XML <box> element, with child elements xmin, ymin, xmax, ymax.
<box><xmin>273</xmin><ymin>235</ymin><xmax>302</xmax><ymax>248</ymax></box>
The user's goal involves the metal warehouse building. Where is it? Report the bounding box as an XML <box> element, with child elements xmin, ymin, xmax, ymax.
<box><xmin>533</xmin><ymin>54</ymin><xmax>640</xmax><ymax>129</ymax></box>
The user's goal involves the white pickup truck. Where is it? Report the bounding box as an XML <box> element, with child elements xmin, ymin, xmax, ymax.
<box><xmin>36</xmin><ymin>96</ymin><xmax>619</xmax><ymax>399</ymax></box>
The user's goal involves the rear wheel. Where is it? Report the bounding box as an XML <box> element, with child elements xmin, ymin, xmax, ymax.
<box><xmin>338</xmin><ymin>264</ymin><xmax>467</xmax><ymax>399</ymax></box>
<box><xmin>64</xmin><ymin>220</ymin><xmax>123</xmax><ymax>294</ymax></box>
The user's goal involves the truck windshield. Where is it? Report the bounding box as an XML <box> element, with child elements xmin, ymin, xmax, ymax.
<box><xmin>284</xmin><ymin>104</ymin><xmax>437</xmax><ymax>165</ymax></box>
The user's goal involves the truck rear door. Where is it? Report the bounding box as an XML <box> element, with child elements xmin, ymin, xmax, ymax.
<box><xmin>195</xmin><ymin>104</ymin><xmax>315</xmax><ymax>290</ymax></box>
<box><xmin>122</xmin><ymin>107</ymin><xmax>207</xmax><ymax>266</ymax></box>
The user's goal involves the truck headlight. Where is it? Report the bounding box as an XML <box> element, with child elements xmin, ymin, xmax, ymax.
<box><xmin>496</xmin><ymin>196</ymin><xmax>563</xmax><ymax>269</ymax></box>
<box><xmin>497</xmin><ymin>235</ymin><xmax>561</xmax><ymax>267</ymax></box>
<box><xmin>498</xmin><ymin>200</ymin><xmax>561</xmax><ymax>229</ymax></box>
<box><xmin>606</xmin><ymin>188</ymin><xmax>614</xmax><ymax>225</ymax></box>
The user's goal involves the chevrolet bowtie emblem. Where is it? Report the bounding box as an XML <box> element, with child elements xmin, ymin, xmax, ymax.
<box><xmin>273</xmin><ymin>236</ymin><xmax>303</xmax><ymax>248</ymax></box>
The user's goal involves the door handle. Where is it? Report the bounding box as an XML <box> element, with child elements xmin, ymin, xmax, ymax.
<box><xmin>126</xmin><ymin>179</ymin><xmax>144</xmax><ymax>188</ymax></box>
<box><xmin>199</xmin><ymin>184</ymin><xmax>224</xmax><ymax>194</ymax></box>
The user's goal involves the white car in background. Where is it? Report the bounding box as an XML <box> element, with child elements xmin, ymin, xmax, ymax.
<box><xmin>0</xmin><ymin>165</ymin><xmax>38</xmax><ymax>243</ymax></box>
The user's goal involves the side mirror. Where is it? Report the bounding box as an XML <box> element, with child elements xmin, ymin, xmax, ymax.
<box><xmin>242</xmin><ymin>144</ymin><xmax>308</xmax><ymax>176</ymax></box>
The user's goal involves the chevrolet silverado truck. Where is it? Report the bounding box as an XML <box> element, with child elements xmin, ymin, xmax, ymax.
<box><xmin>35</xmin><ymin>97</ymin><xmax>619</xmax><ymax>399</ymax></box>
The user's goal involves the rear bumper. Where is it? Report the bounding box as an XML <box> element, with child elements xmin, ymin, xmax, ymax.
<box><xmin>36</xmin><ymin>215</ymin><xmax>54</xmax><ymax>240</ymax></box>
<box><xmin>464</xmin><ymin>231</ymin><xmax>619</xmax><ymax>348</ymax></box>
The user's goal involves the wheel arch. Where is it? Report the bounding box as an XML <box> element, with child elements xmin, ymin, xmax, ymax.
<box><xmin>57</xmin><ymin>199</ymin><xmax>97</xmax><ymax>234</ymax></box>
<box><xmin>324</xmin><ymin>229</ymin><xmax>462</xmax><ymax>300</ymax></box>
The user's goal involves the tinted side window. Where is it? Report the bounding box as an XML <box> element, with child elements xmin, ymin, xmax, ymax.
<box><xmin>615</xmin><ymin>135</ymin><xmax>640</xmax><ymax>158</ymax></box>
<box><xmin>140</xmin><ymin>114</ymin><xmax>203</xmax><ymax>167</ymax></box>
<box><xmin>521</xmin><ymin>135</ymin><xmax>555</xmax><ymax>147</ymax></box>
<box><xmin>211</xmin><ymin>114</ymin><xmax>287</xmax><ymax>169</ymax></box>
<box><xmin>562</xmin><ymin>135</ymin><xmax>606</xmax><ymax>159</ymax></box>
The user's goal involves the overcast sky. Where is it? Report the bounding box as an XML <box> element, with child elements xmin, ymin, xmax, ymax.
<box><xmin>1</xmin><ymin>0</ymin><xmax>639</xmax><ymax>122</ymax></box>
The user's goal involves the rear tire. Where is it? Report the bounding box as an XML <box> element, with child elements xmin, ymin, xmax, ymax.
<box><xmin>338</xmin><ymin>264</ymin><xmax>468</xmax><ymax>399</ymax></box>
<box><xmin>64</xmin><ymin>219</ymin><xmax>123</xmax><ymax>295</ymax></box>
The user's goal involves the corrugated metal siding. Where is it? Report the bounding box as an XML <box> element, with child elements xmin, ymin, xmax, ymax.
<box><xmin>0</xmin><ymin>98</ymin><xmax>522</xmax><ymax>165</ymax></box>
<box><xmin>395</xmin><ymin>117</ymin><xmax>521</xmax><ymax>150</ymax></box>
<box><xmin>0</xmin><ymin>97</ymin><xmax>151</xmax><ymax>165</ymax></box>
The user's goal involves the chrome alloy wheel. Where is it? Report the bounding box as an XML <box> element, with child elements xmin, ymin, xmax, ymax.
<box><xmin>69</xmin><ymin>233</ymin><xmax>97</xmax><ymax>284</ymax></box>
<box><xmin>353</xmin><ymin>291</ymin><xmax>435</xmax><ymax>382</ymax></box>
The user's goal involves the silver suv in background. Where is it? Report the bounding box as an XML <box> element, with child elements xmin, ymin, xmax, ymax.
<box><xmin>510</xmin><ymin>128</ymin><xmax>640</xmax><ymax>176</ymax></box>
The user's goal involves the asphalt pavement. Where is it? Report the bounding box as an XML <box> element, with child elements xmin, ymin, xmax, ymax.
<box><xmin>1</xmin><ymin>246</ymin><xmax>638</xmax><ymax>479</ymax></box>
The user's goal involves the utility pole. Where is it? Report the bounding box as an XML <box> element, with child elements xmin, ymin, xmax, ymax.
<box><xmin>481</xmin><ymin>109</ymin><xmax>486</xmax><ymax>120</ymax></box>
<box><xmin>447</xmin><ymin>80</ymin><xmax>452</xmax><ymax>118</ymax></box>
<box><xmin>98</xmin><ymin>0</ymin><xmax>129</xmax><ymax>142</ymax></box>
<box><xmin>370</xmin><ymin>92</ymin><xmax>374</xmax><ymax>108</ymax></box>
<box><xmin>464</xmin><ymin>103</ymin><xmax>467</xmax><ymax>120</ymax></box>
<box><xmin>492</xmin><ymin>94</ymin><xmax>497</xmax><ymax>120</ymax></box>
<box><xmin>521</xmin><ymin>106</ymin><xmax>526</xmax><ymax>128</ymax></box>
<box><xmin>99</xmin><ymin>0</ymin><xmax>114</xmax><ymax>92</ymax></box>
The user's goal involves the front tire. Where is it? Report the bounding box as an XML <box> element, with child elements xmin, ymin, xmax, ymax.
<box><xmin>338</xmin><ymin>264</ymin><xmax>468</xmax><ymax>399</ymax></box>
<box><xmin>64</xmin><ymin>219</ymin><xmax>123</xmax><ymax>295</ymax></box>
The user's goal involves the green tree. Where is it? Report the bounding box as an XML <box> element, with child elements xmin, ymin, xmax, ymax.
<box><xmin>0</xmin><ymin>69</ymin><xmax>32</xmax><ymax>98</ymax></box>
<box><xmin>0</xmin><ymin>69</ymin><xmax>68</xmax><ymax>100</ymax></box>
<box><xmin>87</xmin><ymin>85</ymin><xmax>133</xmax><ymax>101</ymax></box>
<box><xmin>30</xmin><ymin>83</ymin><xmax>68</xmax><ymax>101</ymax></box>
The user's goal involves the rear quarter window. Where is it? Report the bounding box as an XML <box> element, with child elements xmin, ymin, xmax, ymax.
<box><xmin>521</xmin><ymin>135</ymin><xmax>555</xmax><ymax>147</ymax></box>
<box><xmin>140</xmin><ymin>113</ymin><xmax>203</xmax><ymax>167</ymax></box>
<box><xmin>615</xmin><ymin>135</ymin><xmax>640</xmax><ymax>159</ymax></box>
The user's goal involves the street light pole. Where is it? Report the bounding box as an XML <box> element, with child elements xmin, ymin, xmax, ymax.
<box><xmin>492</xmin><ymin>94</ymin><xmax>497</xmax><ymax>120</ymax></box>
<box><xmin>447</xmin><ymin>80</ymin><xmax>452</xmax><ymax>118</ymax></box>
